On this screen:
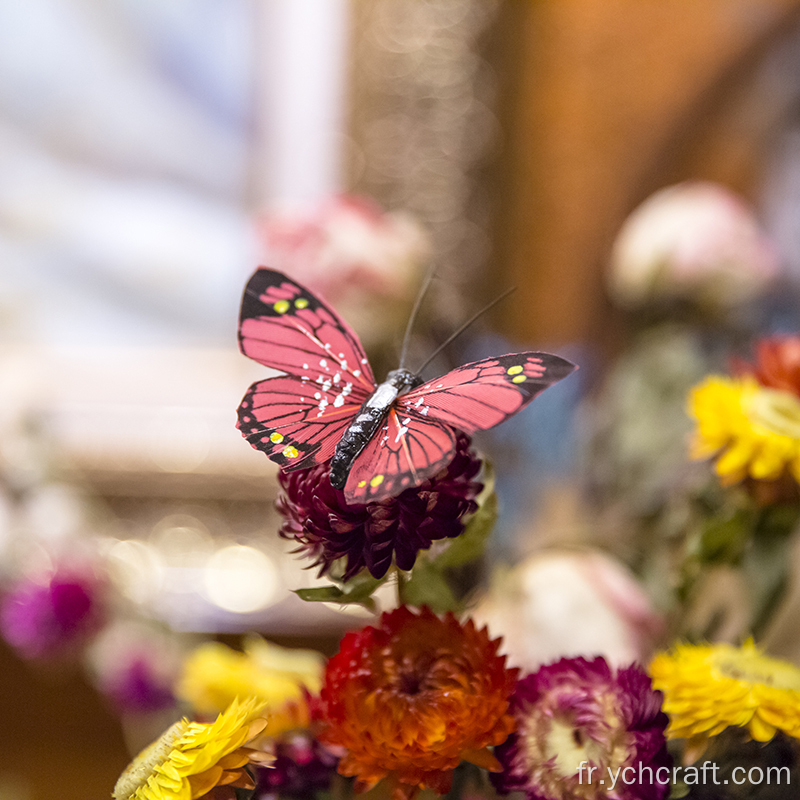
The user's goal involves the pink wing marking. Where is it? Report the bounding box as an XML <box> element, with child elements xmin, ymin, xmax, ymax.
<box><xmin>238</xmin><ymin>268</ymin><xmax>376</xmax><ymax>393</ymax></box>
<box><xmin>397</xmin><ymin>352</ymin><xmax>576</xmax><ymax>434</ymax></box>
<box><xmin>238</xmin><ymin>374</ymin><xmax>368</xmax><ymax>471</ymax></box>
<box><xmin>343</xmin><ymin>408</ymin><xmax>456</xmax><ymax>504</ymax></box>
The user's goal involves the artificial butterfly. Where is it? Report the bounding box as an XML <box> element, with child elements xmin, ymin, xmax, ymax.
<box><xmin>237</xmin><ymin>268</ymin><xmax>576</xmax><ymax>504</ymax></box>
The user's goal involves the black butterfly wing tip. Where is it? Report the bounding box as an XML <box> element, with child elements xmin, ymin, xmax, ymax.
<box><xmin>541</xmin><ymin>352</ymin><xmax>578</xmax><ymax>378</ymax></box>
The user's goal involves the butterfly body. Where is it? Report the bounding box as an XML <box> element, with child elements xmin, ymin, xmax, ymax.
<box><xmin>329</xmin><ymin>368</ymin><xmax>423</xmax><ymax>489</ymax></box>
<box><xmin>237</xmin><ymin>268</ymin><xmax>576</xmax><ymax>504</ymax></box>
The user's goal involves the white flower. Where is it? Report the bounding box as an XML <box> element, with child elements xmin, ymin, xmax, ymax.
<box><xmin>255</xmin><ymin>195</ymin><xmax>431</xmax><ymax>345</ymax></box>
<box><xmin>608</xmin><ymin>181</ymin><xmax>779</xmax><ymax>309</ymax></box>
<box><xmin>473</xmin><ymin>550</ymin><xmax>663</xmax><ymax>671</ymax></box>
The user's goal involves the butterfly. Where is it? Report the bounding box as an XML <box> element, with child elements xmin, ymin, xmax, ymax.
<box><xmin>237</xmin><ymin>268</ymin><xmax>576</xmax><ymax>504</ymax></box>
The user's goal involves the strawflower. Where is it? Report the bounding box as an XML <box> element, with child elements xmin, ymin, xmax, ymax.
<box><xmin>254</xmin><ymin>731</ymin><xmax>339</xmax><ymax>800</ymax></box>
<box><xmin>650</xmin><ymin>640</ymin><xmax>800</xmax><ymax>747</ymax></box>
<box><xmin>744</xmin><ymin>335</ymin><xmax>800</xmax><ymax>397</ymax></box>
<box><xmin>113</xmin><ymin>697</ymin><xmax>272</xmax><ymax>800</ymax></box>
<box><xmin>493</xmin><ymin>656</ymin><xmax>670</xmax><ymax>800</ymax></box>
<box><xmin>0</xmin><ymin>568</ymin><xmax>104</xmax><ymax>659</ymax></box>
<box><xmin>177</xmin><ymin>637</ymin><xmax>324</xmax><ymax>737</ymax></box>
<box><xmin>255</xmin><ymin>195</ymin><xmax>431</xmax><ymax>347</ymax></box>
<box><xmin>608</xmin><ymin>181</ymin><xmax>778</xmax><ymax>310</ymax></box>
<box><xmin>89</xmin><ymin>621</ymin><xmax>181</xmax><ymax>714</ymax></box>
<box><xmin>689</xmin><ymin>375</ymin><xmax>800</xmax><ymax>484</ymax></box>
<box><xmin>276</xmin><ymin>433</ymin><xmax>483</xmax><ymax>580</ymax></box>
<box><xmin>318</xmin><ymin>605</ymin><xmax>518</xmax><ymax>799</ymax></box>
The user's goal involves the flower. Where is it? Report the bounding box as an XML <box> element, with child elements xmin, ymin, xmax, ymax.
<box><xmin>0</xmin><ymin>568</ymin><xmax>104</xmax><ymax>659</ymax></box>
<box><xmin>254</xmin><ymin>731</ymin><xmax>339</xmax><ymax>800</ymax></box>
<box><xmin>87</xmin><ymin>621</ymin><xmax>182</xmax><ymax>714</ymax></box>
<box><xmin>473</xmin><ymin>550</ymin><xmax>664</xmax><ymax>672</ymax></box>
<box><xmin>493</xmin><ymin>657</ymin><xmax>670</xmax><ymax>800</ymax></box>
<box><xmin>318</xmin><ymin>605</ymin><xmax>518</xmax><ymax>799</ymax></box>
<box><xmin>255</xmin><ymin>195</ymin><xmax>431</xmax><ymax>347</ymax></box>
<box><xmin>276</xmin><ymin>434</ymin><xmax>483</xmax><ymax>580</ymax></box>
<box><xmin>113</xmin><ymin>697</ymin><xmax>271</xmax><ymax>800</ymax></box>
<box><xmin>608</xmin><ymin>181</ymin><xmax>778</xmax><ymax>310</ymax></box>
<box><xmin>650</xmin><ymin>640</ymin><xmax>800</xmax><ymax>746</ymax></box>
<box><xmin>689</xmin><ymin>375</ymin><xmax>800</xmax><ymax>484</ymax></box>
<box><xmin>176</xmin><ymin>637</ymin><xmax>324</xmax><ymax>737</ymax></box>
<box><xmin>745</xmin><ymin>335</ymin><xmax>800</xmax><ymax>397</ymax></box>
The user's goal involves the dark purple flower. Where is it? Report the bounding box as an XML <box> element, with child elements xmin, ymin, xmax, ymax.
<box><xmin>493</xmin><ymin>657</ymin><xmax>671</xmax><ymax>800</ymax></box>
<box><xmin>0</xmin><ymin>570</ymin><xmax>103</xmax><ymax>659</ymax></box>
<box><xmin>255</xmin><ymin>731</ymin><xmax>340</xmax><ymax>800</ymax></box>
<box><xmin>276</xmin><ymin>433</ymin><xmax>483</xmax><ymax>579</ymax></box>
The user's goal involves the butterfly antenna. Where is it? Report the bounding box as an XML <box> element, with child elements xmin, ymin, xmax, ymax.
<box><xmin>414</xmin><ymin>286</ymin><xmax>516</xmax><ymax>375</ymax></box>
<box><xmin>398</xmin><ymin>265</ymin><xmax>437</xmax><ymax>369</ymax></box>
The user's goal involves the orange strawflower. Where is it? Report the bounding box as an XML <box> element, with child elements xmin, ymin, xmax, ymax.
<box><xmin>317</xmin><ymin>605</ymin><xmax>518</xmax><ymax>800</ymax></box>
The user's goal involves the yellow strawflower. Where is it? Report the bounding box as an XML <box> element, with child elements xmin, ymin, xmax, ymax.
<box><xmin>650</xmin><ymin>641</ymin><xmax>800</xmax><ymax>748</ymax></box>
<box><xmin>689</xmin><ymin>375</ymin><xmax>800</xmax><ymax>484</ymax></box>
<box><xmin>177</xmin><ymin>637</ymin><xmax>324</xmax><ymax>737</ymax></box>
<box><xmin>113</xmin><ymin>697</ymin><xmax>271</xmax><ymax>800</ymax></box>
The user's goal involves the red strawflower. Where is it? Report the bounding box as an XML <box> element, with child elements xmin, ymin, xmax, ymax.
<box><xmin>747</xmin><ymin>335</ymin><xmax>800</xmax><ymax>397</ymax></box>
<box><xmin>276</xmin><ymin>434</ymin><xmax>483</xmax><ymax>580</ymax></box>
<box><xmin>317</xmin><ymin>606</ymin><xmax>518</xmax><ymax>800</ymax></box>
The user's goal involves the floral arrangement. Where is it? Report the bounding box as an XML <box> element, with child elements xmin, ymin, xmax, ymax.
<box><xmin>3</xmin><ymin>187</ymin><xmax>800</xmax><ymax>800</ymax></box>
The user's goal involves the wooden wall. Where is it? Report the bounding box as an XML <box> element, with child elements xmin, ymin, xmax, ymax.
<box><xmin>492</xmin><ymin>0</ymin><xmax>800</xmax><ymax>349</ymax></box>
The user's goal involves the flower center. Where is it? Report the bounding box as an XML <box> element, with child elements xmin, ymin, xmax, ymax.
<box><xmin>714</xmin><ymin>649</ymin><xmax>800</xmax><ymax>691</ymax></box>
<box><xmin>398</xmin><ymin>670</ymin><xmax>423</xmax><ymax>695</ymax></box>
<box><xmin>746</xmin><ymin>386</ymin><xmax>800</xmax><ymax>440</ymax></box>
<box><xmin>544</xmin><ymin>715</ymin><xmax>605</xmax><ymax>779</ymax></box>
<box><xmin>113</xmin><ymin>720</ymin><xmax>189</xmax><ymax>800</ymax></box>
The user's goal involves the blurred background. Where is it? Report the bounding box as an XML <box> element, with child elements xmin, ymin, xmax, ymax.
<box><xmin>5</xmin><ymin>1</ymin><xmax>800</xmax><ymax>798</ymax></box>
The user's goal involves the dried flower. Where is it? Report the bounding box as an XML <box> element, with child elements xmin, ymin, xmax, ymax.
<box><xmin>87</xmin><ymin>621</ymin><xmax>181</xmax><ymax>714</ymax></box>
<box><xmin>745</xmin><ymin>335</ymin><xmax>800</xmax><ymax>397</ymax></box>
<box><xmin>276</xmin><ymin>434</ymin><xmax>483</xmax><ymax>580</ymax></box>
<box><xmin>493</xmin><ymin>657</ymin><xmax>670</xmax><ymax>800</ymax></box>
<box><xmin>0</xmin><ymin>569</ymin><xmax>104</xmax><ymax>659</ymax></box>
<box><xmin>650</xmin><ymin>640</ymin><xmax>800</xmax><ymax>747</ymax></box>
<box><xmin>177</xmin><ymin>637</ymin><xmax>324</xmax><ymax>737</ymax></box>
<box><xmin>254</xmin><ymin>731</ymin><xmax>339</xmax><ymax>800</ymax></box>
<box><xmin>113</xmin><ymin>698</ymin><xmax>272</xmax><ymax>800</ymax></box>
<box><xmin>318</xmin><ymin>606</ymin><xmax>518</xmax><ymax>799</ymax></box>
<box><xmin>473</xmin><ymin>550</ymin><xmax>664</xmax><ymax>672</ymax></box>
<box><xmin>255</xmin><ymin>195</ymin><xmax>431</xmax><ymax>346</ymax></box>
<box><xmin>689</xmin><ymin>375</ymin><xmax>800</xmax><ymax>484</ymax></box>
<box><xmin>608</xmin><ymin>181</ymin><xmax>778</xmax><ymax>310</ymax></box>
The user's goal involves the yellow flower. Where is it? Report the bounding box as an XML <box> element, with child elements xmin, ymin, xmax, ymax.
<box><xmin>176</xmin><ymin>637</ymin><xmax>324</xmax><ymax>737</ymax></box>
<box><xmin>689</xmin><ymin>375</ymin><xmax>800</xmax><ymax>483</ymax></box>
<box><xmin>113</xmin><ymin>697</ymin><xmax>271</xmax><ymax>800</ymax></box>
<box><xmin>650</xmin><ymin>641</ymin><xmax>800</xmax><ymax>748</ymax></box>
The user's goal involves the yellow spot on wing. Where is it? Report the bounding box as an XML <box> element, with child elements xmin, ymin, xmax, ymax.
<box><xmin>507</xmin><ymin>365</ymin><xmax>524</xmax><ymax>375</ymax></box>
<box><xmin>512</xmin><ymin>375</ymin><xmax>526</xmax><ymax>384</ymax></box>
<box><xmin>270</xmin><ymin>432</ymin><xmax>284</xmax><ymax>443</ymax></box>
<box><xmin>274</xmin><ymin>299</ymin><xmax>290</xmax><ymax>314</ymax></box>
<box><xmin>282</xmin><ymin>445</ymin><xmax>299</xmax><ymax>459</ymax></box>
<box><xmin>358</xmin><ymin>480</ymin><xmax>367</xmax><ymax>488</ymax></box>
<box><xmin>370</xmin><ymin>474</ymin><xmax>384</xmax><ymax>487</ymax></box>
<box><xmin>294</xmin><ymin>298</ymin><xmax>309</xmax><ymax>309</ymax></box>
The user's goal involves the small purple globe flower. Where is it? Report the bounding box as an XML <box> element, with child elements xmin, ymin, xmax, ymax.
<box><xmin>0</xmin><ymin>570</ymin><xmax>104</xmax><ymax>660</ymax></box>
<box><xmin>276</xmin><ymin>433</ymin><xmax>483</xmax><ymax>580</ymax></box>
<box><xmin>493</xmin><ymin>656</ymin><xmax>671</xmax><ymax>800</ymax></box>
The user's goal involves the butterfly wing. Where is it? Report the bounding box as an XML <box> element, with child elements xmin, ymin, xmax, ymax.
<box><xmin>238</xmin><ymin>374</ymin><xmax>369</xmax><ymax>471</ymax></box>
<box><xmin>237</xmin><ymin>268</ymin><xmax>375</xmax><ymax>469</ymax></box>
<box><xmin>239</xmin><ymin>268</ymin><xmax>376</xmax><ymax>389</ymax></box>
<box><xmin>396</xmin><ymin>352</ymin><xmax>576</xmax><ymax>433</ymax></box>
<box><xmin>343</xmin><ymin>408</ymin><xmax>456</xmax><ymax>504</ymax></box>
